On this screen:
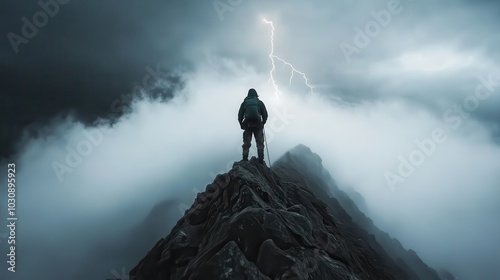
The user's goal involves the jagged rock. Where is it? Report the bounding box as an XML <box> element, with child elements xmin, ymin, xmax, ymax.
<box><xmin>188</xmin><ymin>241</ymin><xmax>270</xmax><ymax>280</ymax></box>
<box><xmin>256</xmin><ymin>239</ymin><xmax>294</xmax><ymax>278</ymax></box>
<box><xmin>273</xmin><ymin>145</ymin><xmax>445</xmax><ymax>280</ymax></box>
<box><xmin>130</xmin><ymin>146</ymin><xmax>448</xmax><ymax>280</ymax></box>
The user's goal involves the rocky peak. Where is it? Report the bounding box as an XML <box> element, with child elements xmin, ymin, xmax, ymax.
<box><xmin>129</xmin><ymin>145</ymin><xmax>449</xmax><ymax>280</ymax></box>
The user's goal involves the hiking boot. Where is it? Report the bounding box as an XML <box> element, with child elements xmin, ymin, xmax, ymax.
<box><xmin>257</xmin><ymin>149</ymin><xmax>264</xmax><ymax>164</ymax></box>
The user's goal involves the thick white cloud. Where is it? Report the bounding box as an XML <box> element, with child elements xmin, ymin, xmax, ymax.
<box><xmin>2</xmin><ymin>0</ymin><xmax>500</xmax><ymax>279</ymax></box>
<box><xmin>2</xmin><ymin>53</ymin><xmax>500</xmax><ymax>279</ymax></box>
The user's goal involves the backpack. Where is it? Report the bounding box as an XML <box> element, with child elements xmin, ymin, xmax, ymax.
<box><xmin>244</xmin><ymin>97</ymin><xmax>261</xmax><ymax>122</ymax></box>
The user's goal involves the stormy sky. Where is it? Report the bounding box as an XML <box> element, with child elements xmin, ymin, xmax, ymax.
<box><xmin>1</xmin><ymin>0</ymin><xmax>499</xmax><ymax>279</ymax></box>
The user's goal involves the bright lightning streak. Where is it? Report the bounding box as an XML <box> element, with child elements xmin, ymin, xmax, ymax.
<box><xmin>262</xmin><ymin>19</ymin><xmax>314</xmax><ymax>98</ymax></box>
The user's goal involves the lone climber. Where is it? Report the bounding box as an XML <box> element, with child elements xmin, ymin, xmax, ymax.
<box><xmin>238</xmin><ymin>88</ymin><xmax>268</xmax><ymax>163</ymax></box>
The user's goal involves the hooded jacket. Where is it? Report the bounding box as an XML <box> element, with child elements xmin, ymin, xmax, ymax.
<box><xmin>238</xmin><ymin>89</ymin><xmax>268</xmax><ymax>125</ymax></box>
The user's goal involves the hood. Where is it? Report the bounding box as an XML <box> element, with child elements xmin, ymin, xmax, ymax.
<box><xmin>247</xmin><ymin>88</ymin><xmax>258</xmax><ymax>98</ymax></box>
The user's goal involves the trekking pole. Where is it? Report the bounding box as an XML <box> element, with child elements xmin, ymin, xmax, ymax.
<box><xmin>263</xmin><ymin>127</ymin><xmax>271</xmax><ymax>168</ymax></box>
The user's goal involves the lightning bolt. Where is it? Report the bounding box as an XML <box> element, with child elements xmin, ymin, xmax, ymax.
<box><xmin>262</xmin><ymin>19</ymin><xmax>314</xmax><ymax>98</ymax></box>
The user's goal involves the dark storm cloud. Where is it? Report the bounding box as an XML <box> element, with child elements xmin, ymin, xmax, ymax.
<box><xmin>328</xmin><ymin>0</ymin><xmax>500</xmax><ymax>125</ymax></box>
<box><xmin>0</xmin><ymin>0</ymin><xmax>219</xmax><ymax>159</ymax></box>
<box><xmin>2</xmin><ymin>0</ymin><xmax>500</xmax><ymax>160</ymax></box>
<box><xmin>1</xmin><ymin>0</ymin><xmax>500</xmax><ymax>279</ymax></box>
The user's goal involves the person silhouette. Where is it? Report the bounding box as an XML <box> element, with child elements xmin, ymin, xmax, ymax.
<box><xmin>238</xmin><ymin>88</ymin><xmax>268</xmax><ymax>163</ymax></box>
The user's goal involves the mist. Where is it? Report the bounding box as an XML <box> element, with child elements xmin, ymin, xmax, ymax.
<box><xmin>1</xmin><ymin>53</ymin><xmax>499</xmax><ymax>279</ymax></box>
<box><xmin>1</xmin><ymin>0</ymin><xmax>500</xmax><ymax>279</ymax></box>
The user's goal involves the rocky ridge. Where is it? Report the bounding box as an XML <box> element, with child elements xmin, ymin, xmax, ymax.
<box><xmin>130</xmin><ymin>145</ymin><xmax>450</xmax><ymax>280</ymax></box>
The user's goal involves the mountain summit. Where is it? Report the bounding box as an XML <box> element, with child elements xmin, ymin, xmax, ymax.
<box><xmin>130</xmin><ymin>145</ymin><xmax>451</xmax><ymax>280</ymax></box>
